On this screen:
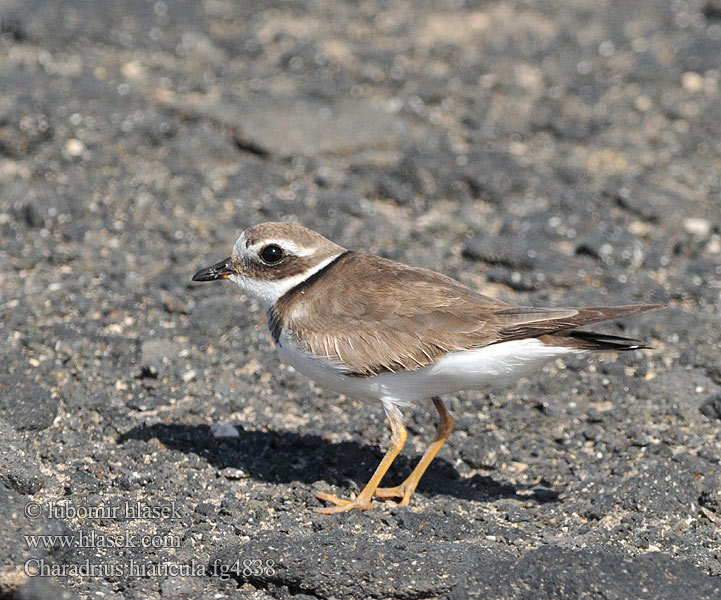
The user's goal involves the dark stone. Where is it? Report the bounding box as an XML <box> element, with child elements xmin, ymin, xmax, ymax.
<box><xmin>460</xmin><ymin>432</ymin><xmax>503</xmax><ymax>469</ymax></box>
<box><xmin>0</xmin><ymin>17</ymin><xmax>27</xmax><ymax>42</ymax></box>
<box><xmin>456</xmin><ymin>150</ymin><xmax>532</xmax><ymax>202</ymax></box>
<box><xmin>463</xmin><ymin>235</ymin><xmax>537</xmax><ymax>269</ymax></box>
<box><xmin>480</xmin><ymin>547</ymin><xmax>721</xmax><ymax>599</ymax></box>
<box><xmin>0</xmin><ymin>379</ymin><xmax>58</xmax><ymax>431</ymax></box>
<box><xmin>700</xmin><ymin>395</ymin><xmax>721</xmax><ymax>420</ymax></box>
<box><xmin>601</xmin><ymin>461</ymin><xmax>701</xmax><ymax>516</ymax></box>
<box><xmin>376</xmin><ymin>174</ymin><xmax>415</xmax><ymax>205</ymax></box>
<box><xmin>0</xmin><ymin>419</ymin><xmax>46</xmax><ymax>495</ymax></box>
<box><xmin>703</xmin><ymin>1</ymin><xmax>721</xmax><ymax>20</ymax></box>
<box><xmin>699</xmin><ymin>475</ymin><xmax>721</xmax><ymax>513</ymax></box>
<box><xmin>19</xmin><ymin>204</ymin><xmax>44</xmax><ymax>228</ymax></box>
<box><xmin>61</xmin><ymin>223</ymin><xmax>88</xmax><ymax>242</ymax></box>
<box><xmin>213</xmin><ymin>531</ymin><xmax>508</xmax><ymax>598</ymax></box>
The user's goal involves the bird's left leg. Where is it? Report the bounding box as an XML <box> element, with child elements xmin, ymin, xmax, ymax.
<box><xmin>374</xmin><ymin>397</ymin><xmax>454</xmax><ymax>506</ymax></box>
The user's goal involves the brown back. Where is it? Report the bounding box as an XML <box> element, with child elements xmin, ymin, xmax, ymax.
<box><xmin>270</xmin><ymin>252</ymin><xmax>662</xmax><ymax>377</ymax></box>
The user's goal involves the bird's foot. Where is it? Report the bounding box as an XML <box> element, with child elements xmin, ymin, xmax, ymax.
<box><xmin>373</xmin><ymin>484</ymin><xmax>413</xmax><ymax>506</ymax></box>
<box><xmin>314</xmin><ymin>491</ymin><xmax>374</xmax><ymax>514</ymax></box>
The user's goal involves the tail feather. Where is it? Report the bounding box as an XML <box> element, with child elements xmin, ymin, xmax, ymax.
<box><xmin>540</xmin><ymin>329</ymin><xmax>651</xmax><ymax>351</ymax></box>
<box><xmin>566</xmin><ymin>329</ymin><xmax>651</xmax><ymax>351</ymax></box>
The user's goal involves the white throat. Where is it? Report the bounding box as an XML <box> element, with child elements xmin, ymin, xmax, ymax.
<box><xmin>229</xmin><ymin>252</ymin><xmax>343</xmax><ymax>310</ymax></box>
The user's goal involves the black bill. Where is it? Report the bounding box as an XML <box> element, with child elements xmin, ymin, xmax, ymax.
<box><xmin>192</xmin><ymin>257</ymin><xmax>234</xmax><ymax>282</ymax></box>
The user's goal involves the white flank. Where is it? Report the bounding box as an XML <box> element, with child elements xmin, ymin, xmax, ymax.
<box><xmin>276</xmin><ymin>335</ymin><xmax>585</xmax><ymax>407</ymax></box>
<box><xmin>230</xmin><ymin>252</ymin><xmax>343</xmax><ymax>310</ymax></box>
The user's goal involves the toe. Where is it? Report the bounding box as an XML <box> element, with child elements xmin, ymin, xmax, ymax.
<box><xmin>314</xmin><ymin>491</ymin><xmax>351</xmax><ymax>506</ymax></box>
<box><xmin>314</xmin><ymin>492</ymin><xmax>374</xmax><ymax>513</ymax></box>
<box><xmin>315</xmin><ymin>500</ymin><xmax>373</xmax><ymax>514</ymax></box>
<box><xmin>373</xmin><ymin>486</ymin><xmax>404</xmax><ymax>499</ymax></box>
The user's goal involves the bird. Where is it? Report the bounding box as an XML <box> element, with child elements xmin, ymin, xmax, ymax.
<box><xmin>192</xmin><ymin>222</ymin><xmax>664</xmax><ymax>514</ymax></box>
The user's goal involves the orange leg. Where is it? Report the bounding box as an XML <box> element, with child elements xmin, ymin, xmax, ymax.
<box><xmin>315</xmin><ymin>402</ymin><xmax>407</xmax><ymax>514</ymax></box>
<box><xmin>374</xmin><ymin>397</ymin><xmax>454</xmax><ymax>506</ymax></box>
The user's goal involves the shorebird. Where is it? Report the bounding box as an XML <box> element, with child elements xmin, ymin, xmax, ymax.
<box><xmin>193</xmin><ymin>222</ymin><xmax>663</xmax><ymax>513</ymax></box>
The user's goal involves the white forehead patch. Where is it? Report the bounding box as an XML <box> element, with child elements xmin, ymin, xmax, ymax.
<box><xmin>232</xmin><ymin>232</ymin><xmax>248</xmax><ymax>258</ymax></box>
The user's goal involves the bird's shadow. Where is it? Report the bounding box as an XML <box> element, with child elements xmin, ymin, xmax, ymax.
<box><xmin>119</xmin><ymin>423</ymin><xmax>560</xmax><ymax>505</ymax></box>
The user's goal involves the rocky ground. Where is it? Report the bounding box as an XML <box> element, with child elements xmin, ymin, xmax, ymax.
<box><xmin>1</xmin><ymin>0</ymin><xmax>721</xmax><ymax>598</ymax></box>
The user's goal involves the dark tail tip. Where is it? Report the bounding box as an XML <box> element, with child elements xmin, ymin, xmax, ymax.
<box><xmin>566</xmin><ymin>330</ymin><xmax>651</xmax><ymax>351</ymax></box>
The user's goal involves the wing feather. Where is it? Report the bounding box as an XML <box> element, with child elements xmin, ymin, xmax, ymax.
<box><xmin>274</xmin><ymin>252</ymin><xmax>663</xmax><ymax>377</ymax></box>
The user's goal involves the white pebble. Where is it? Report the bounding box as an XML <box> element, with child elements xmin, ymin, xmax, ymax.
<box><xmin>65</xmin><ymin>138</ymin><xmax>85</xmax><ymax>156</ymax></box>
<box><xmin>683</xmin><ymin>217</ymin><xmax>711</xmax><ymax>237</ymax></box>
<box><xmin>211</xmin><ymin>423</ymin><xmax>239</xmax><ymax>439</ymax></box>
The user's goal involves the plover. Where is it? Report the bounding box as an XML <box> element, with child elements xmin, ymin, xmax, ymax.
<box><xmin>192</xmin><ymin>222</ymin><xmax>663</xmax><ymax>514</ymax></box>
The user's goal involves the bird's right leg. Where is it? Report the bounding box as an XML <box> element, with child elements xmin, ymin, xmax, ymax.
<box><xmin>374</xmin><ymin>397</ymin><xmax>454</xmax><ymax>505</ymax></box>
<box><xmin>315</xmin><ymin>401</ymin><xmax>407</xmax><ymax>513</ymax></box>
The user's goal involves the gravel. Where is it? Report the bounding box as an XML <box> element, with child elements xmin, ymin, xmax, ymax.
<box><xmin>1</xmin><ymin>0</ymin><xmax>720</xmax><ymax>598</ymax></box>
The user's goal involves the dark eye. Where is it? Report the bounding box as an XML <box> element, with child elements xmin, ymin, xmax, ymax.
<box><xmin>260</xmin><ymin>244</ymin><xmax>284</xmax><ymax>264</ymax></box>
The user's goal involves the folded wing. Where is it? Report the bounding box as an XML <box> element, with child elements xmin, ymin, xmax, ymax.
<box><xmin>275</xmin><ymin>252</ymin><xmax>663</xmax><ymax>377</ymax></box>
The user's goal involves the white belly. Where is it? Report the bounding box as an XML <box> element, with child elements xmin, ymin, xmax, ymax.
<box><xmin>276</xmin><ymin>332</ymin><xmax>584</xmax><ymax>407</ymax></box>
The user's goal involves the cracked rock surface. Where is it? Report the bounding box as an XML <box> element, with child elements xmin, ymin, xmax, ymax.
<box><xmin>1</xmin><ymin>0</ymin><xmax>720</xmax><ymax>598</ymax></box>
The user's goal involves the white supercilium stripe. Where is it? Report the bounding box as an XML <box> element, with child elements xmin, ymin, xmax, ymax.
<box><xmin>247</xmin><ymin>239</ymin><xmax>317</xmax><ymax>258</ymax></box>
